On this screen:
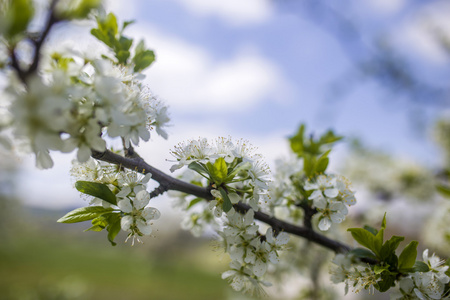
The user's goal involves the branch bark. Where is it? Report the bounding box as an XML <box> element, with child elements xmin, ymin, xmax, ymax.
<box><xmin>91</xmin><ymin>149</ymin><xmax>352</xmax><ymax>253</ymax></box>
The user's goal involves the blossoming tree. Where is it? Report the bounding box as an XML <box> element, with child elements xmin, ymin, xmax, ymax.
<box><xmin>1</xmin><ymin>1</ymin><xmax>450</xmax><ymax>298</ymax></box>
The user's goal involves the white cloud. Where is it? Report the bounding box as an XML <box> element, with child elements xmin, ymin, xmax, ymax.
<box><xmin>366</xmin><ymin>0</ymin><xmax>407</xmax><ymax>14</ymax></box>
<box><xmin>172</xmin><ymin>0</ymin><xmax>273</xmax><ymax>26</ymax></box>
<box><xmin>128</xmin><ymin>25</ymin><xmax>290</xmax><ymax>112</ymax></box>
<box><xmin>395</xmin><ymin>2</ymin><xmax>450</xmax><ymax>64</ymax></box>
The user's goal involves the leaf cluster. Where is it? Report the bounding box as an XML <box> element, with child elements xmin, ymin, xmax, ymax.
<box><xmin>58</xmin><ymin>181</ymin><xmax>121</xmax><ymax>245</ymax></box>
<box><xmin>289</xmin><ymin>124</ymin><xmax>342</xmax><ymax>178</ymax></box>
<box><xmin>188</xmin><ymin>157</ymin><xmax>252</xmax><ymax>213</ymax></box>
<box><xmin>91</xmin><ymin>13</ymin><xmax>155</xmax><ymax>71</ymax></box>
<box><xmin>347</xmin><ymin>214</ymin><xmax>428</xmax><ymax>292</ymax></box>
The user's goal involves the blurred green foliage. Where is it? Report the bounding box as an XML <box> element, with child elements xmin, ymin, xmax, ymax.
<box><xmin>0</xmin><ymin>213</ymin><xmax>230</xmax><ymax>300</ymax></box>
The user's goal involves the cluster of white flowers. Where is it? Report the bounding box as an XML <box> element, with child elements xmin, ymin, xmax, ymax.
<box><xmin>170</xmin><ymin>137</ymin><xmax>270</xmax><ymax>187</ymax></box>
<box><xmin>71</xmin><ymin>158</ymin><xmax>160</xmax><ymax>244</ymax></box>
<box><xmin>170</xmin><ymin>137</ymin><xmax>270</xmax><ymax>210</ymax></box>
<box><xmin>167</xmin><ymin>138</ymin><xmax>292</xmax><ymax>294</ymax></box>
<box><xmin>391</xmin><ymin>250</ymin><xmax>450</xmax><ymax>300</ymax></box>
<box><xmin>219</xmin><ymin>210</ymin><xmax>289</xmax><ymax>295</ymax></box>
<box><xmin>330</xmin><ymin>254</ymin><xmax>380</xmax><ymax>295</ymax></box>
<box><xmin>4</xmin><ymin>46</ymin><xmax>170</xmax><ymax>169</ymax></box>
<box><xmin>305</xmin><ymin>174</ymin><xmax>356</xmax><ymax>231</ymax></box>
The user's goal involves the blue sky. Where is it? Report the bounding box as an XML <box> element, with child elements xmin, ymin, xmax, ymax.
<box><xmin>15</xmin><ymin>0</ymin><xmax>450</xmax><ymax>208</ymax></box>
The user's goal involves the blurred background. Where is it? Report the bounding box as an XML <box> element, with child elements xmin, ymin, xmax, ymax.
<box><xmin>1</xmin><ymin>0</ymin><xmax>450</xmax><ymax>299</ymax></box>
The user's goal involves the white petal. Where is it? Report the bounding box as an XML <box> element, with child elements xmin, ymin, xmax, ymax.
<box><xmin>228</xmin><ymin>193</ymin><xmax>240</xmax><ymax>204</ymax></box>
<box><xmin>275</xmin><ymin>232</ymin><xmax>289</xmax><ymax>245</ymax></box>
<box><xmin>137</xmin><ymin>220</ymin><xmax>153</xmax><ymax>235</ymax></box>
<box><xmin>135</xmin><ymin>190</ymin><xmax>150</xmax><ymax>209</ymax></box>
<box><xmin>318</xmin><ymin>218</ymin><xmax>331</xmax><ymax>231</ymax></box>
<box><xmin>142</xmin><ymin>207</ymin><xmax>161</xmax><ymax>220</ymax></box>
<box><xmin>324</xmin><ymin>188</ymin><xmax>339</xmax><ymax>198</ymax></box>
<box><xmin>118</xmin><ymin>199</ymin><xmax>133</xmax><ymax>213</ymax></box>
<box><xmin>268</xmin><ymin>251</ymin><xmax>279</xmax><ymax>264</ymax></box>
<box><xmin>120</xmin><ymin>215</ymin><xmax>133</xmax><ymax>231</ymax></box>
<box><xmin>253</xmin><ymin>258</ymin><xmax>267</xmax><ymax>277</ymax></box>
<box><xmin>243</xmin><ymin>209</ymin><xmax>254</xmax><ymax>226</ymax></box>
<box><xmin>77</xmin><ymin>145</ymin><xmax>92</xmax><ymax>163</ymax></box>
<box><xmin>313</xmin><ymin>196</ymin><xmax>327</xmax><ymax>209</ymax></box>
<box><xmin>36</xmin><ymin>150</ymin><xmax>54</xmax><ymax>169</ymax></box>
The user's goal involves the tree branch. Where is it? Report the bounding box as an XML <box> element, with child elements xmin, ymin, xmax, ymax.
<box><xmin>91</xmin><ymin>149</ymin><xmax>351</xmax><ymax>253</ymax></box>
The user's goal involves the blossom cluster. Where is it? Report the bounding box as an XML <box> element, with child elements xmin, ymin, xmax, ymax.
<box><xmin>71</xmin><ymin>158</ymin><xmax>160</xmax><ymax>244</ymax></box>
<box><xmin>305</xmin><ymin>174</ymin><xmax>356</xmax><ymax>231</ymax></box>
<box><xmin>170</xmin><ymin>137</ymin><xmax>270</xmax><ymax>210</ymax></box>
<box><xmin>2</xmin><ymin>24</ymin><xmax>169</xmax><ymax>169</ymax></box>
<box><xmin>391</xmin><ymin>250</ymin><xmax>450</xmax><ymax>300</ymax></box>
<box><xmin>220</xmin><ymin>210</ymin><xmax>289</xmax><ymax>296</ymax></box>
<box><xmin>330</xmin><ymin>253</ymin><xmax>380</xmax><ymax>295</ymax></box>
<box><xmin>331</xmin><ymin>250</ymin><xmax>450</xmax><ymax>299</ymax></box>
<box><xmin>168</xmin><ymin>137</ymin><xmax>292</xmax><ymax>295</ymax></box>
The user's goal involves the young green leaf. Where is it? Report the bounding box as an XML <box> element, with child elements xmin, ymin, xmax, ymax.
<box><xmin>348</xmin><ymin>248</ymin><xmax>378</xmax><ymax>261</ymax></box>
<box><xmin>219</xmin><ymin>187</ymin><xmax>233</xmax><ymax>213</ymax></box>
<box><xmin>187</xmin><ymin>198</ymin><xmax>204</xmax><ymax>210</ymax></box>
<box><xmin>347</xmin><ymin>228</ymin><xmax>377</xmax><ymax>255</ymax></box>
<box><xmin>412</xmin><ymin>261</ymin><xmax>430</xmax><ymax>273</ymax></box>
<box><xmin>106</xmin><ymin>213</ymin><xmax>121</xmax><ymax>246</ymax></box>
<box><xmin>380</xmin><ymin>235</ymin><xmax>404</xmax><ymax>261</ymax></box>
<box><xmin>75</xmin><ymin>181</ymin><xmax>117</xmax><ymax>205</ymax></box>
<box><xmin>437</xmin><ymin>184</ymin><xmax>450</xmax><ymax>198</ymax></box>
<box><xmin>57</xmin><ymin>206</ymin><xmax>114</xmax><ymax>223</ymax></box>
<box><xmin>3</xmin><ymin>0</ymin><xmax>34</xmax><ymax>39</ymax></box>
<box><xmin>289</xmin><ymin>124</ymin><xmax>305</xmax><ymax>156</ymax></box>
<box><xmin>225</xmin><ymin>162</ymin><xmax>252</xmax><ymax>182</ymax></box>
<box><xmin>208</xmin><ymin>157</ymin><xmax>227</xmax><ymax>185</ymax></box>
<box><xmin>188</xmin><ymin>161</ymin><xmax>208</xmax><ymax>177</ymax></box>
<box><xmin>376</xmin><ymin>273</ymin><xmax>396</xmax><ymax>293</ymax></box>
<box><xmin>363</xmin><ymin>225</ymin><xmax>378</xmax><ymax>236</ymax></box>
<box><xmin>398</xmin><ymin>241</ymin><xmax>419</xmax><ymax>271</ymax></box>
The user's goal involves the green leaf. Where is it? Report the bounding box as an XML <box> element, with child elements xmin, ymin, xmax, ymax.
<box><xmin>75</xmin><ymin>181</ymin><xmax>117</xmax><ymax>205</ymax></box>
<box><xmin>57</xmin><ymin>206</ymin><xmax>114</xmax><ymax>223</ymax></box>
<box><xmin>219</xmin><ymin>187</ymin><xmax>233</xmax><ymax>213</ymax></box>
<box><xmin>380</xmin><ymin>236</ymin><xmax>404</xmax><ymax>261</ymax></box>
<box><xmin>437</xmin><ymin>184</ymin><xmax>450</xmax><ymax>198</ymax></box>
<box><xmin>363</xmin><ymin>225</ymin><xmax>378</xmax><ymax>236</ymax></box>
<box><xmin>347</xmin><ymin>228</ymin><xmax>377</xmax><ymax>255</ymax></box>
<box><xmin>4</xmin><ymin>0</ymin><xmax>34</xmax><ymax>39</ymax></box>
<box><xmin>187</xmin><ymin>198</ymin><xmax>204</xmax><ymax>210</ymax></box>
<box><xmin>379</xmin><ymin>213</ymin><xmax>387</xmax><ymax>229</ymax></box>
<box><xmin>318</xmin><ymin>130</ymin><xmax>343</xmax><ymax>145</ymax></box>
<box><xmin>116</xmin><ymin>50</ymin><xmax>130</xmax><ymax>64</ymax></box>
<box><xmin>412</xmin><ymin>261</ymin><xmax>430</xmax><ymax>273</ymax></box>
<box><xmin>373</xmin><ymin>214</ymin><xmax>387</xmax><ymax>256</ymax></box>
<box><xmin>188</xmin><ymin>162</ymin><xmax>209</xmax><ymax>179</ymax></box>
<box><xmin>374</xmin><ymin>264</ymin><xmax>390</xmax><ymax>275</ymax></box>
<box><xmin>398</xmin><ymin>241</ymin><xmax>418</xmax><ymax>271</ymax></box>
<box><xmin>315</xmin><ymin>156</ymin><xmax>329</xmax><ymax>173</ymax></box>
<box><xmin>289</xmin><ymin>124</ymin><xmax>305</xmax><ymax>156</ymax></box>
<box><xmin>91</xmin><ymin>13</ymin><xmax>119</xmax><ymax>49</ymax></box>
<box><xmin>99</xmin><ymin>13</ymin><xmax>118</xmax><ymax>37</ymax></box>
<box><xmin>208</xmin><ymin>157</ymin><xmax>228</xmax><ymax>185</ymax></box>
<box><xmin>225</xmin><ymin>162</ymin><xmax>252</xmax><ymax>182</ymax></box>
<box><xmin>376</xmin><ymin>273</ymin><xmax>396</xmax><ymax>292</ymax></box>
<box><xmin>106</xmin><ymin>213</ymin><xmax>121</xmax><ymax>246</ymax></box>
<box><xmin>63</xmin><ymin>0</ymin><xmax>101</xmax><ymax>19</ymax></box>
<box><xmin>121</xmin><ymin>20</ymin><xmax>135</xmax><ymax>33</ymax></box>
<box><xmin>348</xmin><ymin>248</ymin><xmax>378</xmax><ymax>261</ymax></box>
<box><xmin>303</xmin><ymin>154</ymin><xmax>315</xmax><ymax>177</ymax></box>
<box><xmin>133</xmin><ymin>49</ymin><xmax>155</xmax><ymax>72</ymax></box>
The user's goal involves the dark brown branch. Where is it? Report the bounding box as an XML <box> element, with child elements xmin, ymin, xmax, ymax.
<box><xmin>25</xmin><ymin>0</ymin><xmax>60</xmax><ymax>79</ymax></box>
<box><xmin>91</xmin><ymin>149</ymin><xmax>351</xmax><ymax>253</ymax></box>
<box><xmin>8</xmin><ymin>0</ymin><xmax>61</xmax><ymax>84</ymax></box>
